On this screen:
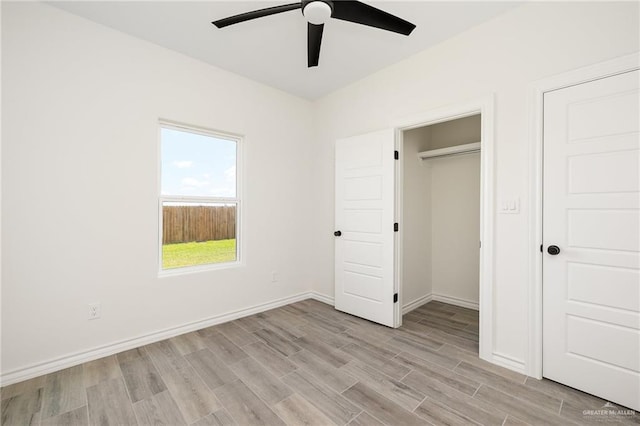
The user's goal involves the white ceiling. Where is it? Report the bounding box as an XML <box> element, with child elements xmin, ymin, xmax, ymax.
<box><xmin>49</xmin><ymin>1</ymin><xmax>520</xmax><ymax>100</ymax></box>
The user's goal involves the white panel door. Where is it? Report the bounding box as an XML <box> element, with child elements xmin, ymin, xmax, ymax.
<box><xmin>335</xmin><ymin>129</ymin><xmax>397</xmax><ymax>327</ymax></box>
<box><xmin>543</xmin><ymin>70</ymin><xmax>640</xmax><ymax>410</ymax></box>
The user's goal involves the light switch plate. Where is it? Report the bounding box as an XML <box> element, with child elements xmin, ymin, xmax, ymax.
<box><xmin>499</xmin><ymin>198</ymin><xmax>520</xmax><ymax>214</ymax></box>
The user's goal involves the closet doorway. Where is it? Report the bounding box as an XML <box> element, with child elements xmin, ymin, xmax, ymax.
<box><xmin>395</xmin><ymin>97</ymin><xmax>495</xmax><ymax>364</ymax></box>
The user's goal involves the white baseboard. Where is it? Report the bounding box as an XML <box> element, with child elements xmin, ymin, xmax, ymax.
<box><xmin>307</xmin><ymin>291</ymin><xmax>476</xmax><ymax>317</ymax></box>
<box><xmin>402</xmin><ymin>293</ymin><xmax>478</xmax><ymax>314</ymax></box>
<box><xmin>431</xmin><ymin>293</ymin><xmax>479</xmax><ymax>311</ymax></box>
<box><xmin>404</xmin><ymin>294</ymin><xmax>526</xmax><ymax>377</ymax></box>
<box><xmin>402</xmin><ymin>294</ymin><xmax>433</xmax><ymax>314</ymax></box>
<box><xmin>491</xmin><ymin>351</ymin><xmax>526</xmax><ymax>375</ymax></box>
<box><xmin>1</xmin><ymin>289</ymin><xmax>514</xmax><ymax>387</ymax></box>
<box><xmin>306</xmin><ymin>292</ymin><xmax>524</xmax><ymax>377</ymax></box>
<box><xmin>308</xmin><ymin>291</ymin><xmax>334</xmax><ymax>306</ymax></box>
<box><xmin>0</xmin><ymin>291</ymin><xmax>313</xmax><ymax>387</ymax></box>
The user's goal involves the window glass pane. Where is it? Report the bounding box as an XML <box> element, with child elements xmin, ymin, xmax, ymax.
<box><xmin>161</xmin><ymin>127</ymin><xmax>236</xmax><ymax>197</ymax></box>
<box><xmin>162</xmin><ymin>202</ymin><xmax>237</xmax><ymax>269</ymax></box>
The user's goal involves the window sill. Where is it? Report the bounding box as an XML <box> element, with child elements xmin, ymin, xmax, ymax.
<box><xmin>158</xmin><ymin>260</ymin><xmax>243</xmax><ymax>278</ymax></box>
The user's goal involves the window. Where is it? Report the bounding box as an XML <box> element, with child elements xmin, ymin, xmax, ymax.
<box><xmin>159</xmin><ymin>123</ymin><xmax>240</xmax><ymax>272</ymax></box>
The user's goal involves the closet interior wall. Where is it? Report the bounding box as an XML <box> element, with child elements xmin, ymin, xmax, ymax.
<box><xmin>402</xmin><ymin>126</ymin><xmax>433</xmax><ymax>307</ymax></box>
<box><xmin>402</xmin><ymin>115</ymin><xmax>481</xmax><ymax>311</ymax></box>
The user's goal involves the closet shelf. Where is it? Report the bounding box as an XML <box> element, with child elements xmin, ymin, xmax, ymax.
<box><xmin>418</xmin><ymin>142</ymin><xmax>481</xmax><ymax>160</ymax></box>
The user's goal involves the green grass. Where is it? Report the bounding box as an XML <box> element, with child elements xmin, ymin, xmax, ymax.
<box><xmin>162</xmin><ymin>239</ymin><xmax>236</xmax><ymax>269</ymax></box>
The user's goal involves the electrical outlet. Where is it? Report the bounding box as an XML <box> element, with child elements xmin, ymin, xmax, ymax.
<box><xmin>88</xmin><ymin>303</ymin><xmax>101</xmax><ymax>320</ymax></box>
<box><xmin>271</xmin><ymin>271</ymin><xmax>278</xmax><ymax>283</ymax></box>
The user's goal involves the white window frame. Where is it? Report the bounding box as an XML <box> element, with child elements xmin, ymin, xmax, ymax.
<box><xmin>158</xmin><ymin>120</ymin><xmax>243</xmax><ymax>276</ymax></box>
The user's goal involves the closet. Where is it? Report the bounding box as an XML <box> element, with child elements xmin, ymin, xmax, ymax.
<box><xmin>402</xmin><ymin>114</ymin><xmax>481</xmax><ymax>312</ymax></box>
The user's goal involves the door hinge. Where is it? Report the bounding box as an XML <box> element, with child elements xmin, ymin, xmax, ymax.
<box><xmin>540</xmin><ymin>244</ymin><xmax>543</xmax><ymax>253</ymax></box>
<box><xmin>394</xmin><ymin>223</ymin><xmax>398</xmax><ymax>232</ymax></box>
<box><xmin>394</xmin><ymin>150</ymin><xmax>399</xmax><ymax>160</ymax></box>
<box><xmin>394</xmin><ymin>293</ymin><xmax>398</xmax><ymax>303</ymax></box>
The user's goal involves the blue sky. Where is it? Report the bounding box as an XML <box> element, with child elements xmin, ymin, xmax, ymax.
<box><xmin>161</xmin><ymin>127</ymin><xmax>236</xmax><ymax>197</ymax></box>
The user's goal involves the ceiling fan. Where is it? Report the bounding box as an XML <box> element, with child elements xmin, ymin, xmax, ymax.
<box><xmin>212</xmin><ymin>1</ymin><xmax>416</xmax><ymax>67</ymax></box>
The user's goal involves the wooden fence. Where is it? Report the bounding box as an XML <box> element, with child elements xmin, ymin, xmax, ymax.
<box><xmin>163</xmin><ymin>205</ymin><xmax>236</xmax><ymax>244</ymax></box>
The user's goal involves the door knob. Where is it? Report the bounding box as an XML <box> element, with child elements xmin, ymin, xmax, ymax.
<box><xmin>334</xmin><ymin>230</ymin><xmax>342</xmax><ymax>237</ymax></box>
<box><xmin>547</xmin><ymin>245</ymin><xmax>561</xmax><ymax>255</ymax></box>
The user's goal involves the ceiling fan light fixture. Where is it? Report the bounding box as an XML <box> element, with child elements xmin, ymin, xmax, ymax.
<box><xmin>303</xmin><ymin>1</ymin><xmax>332</xmax><ymax>25</ymax></box>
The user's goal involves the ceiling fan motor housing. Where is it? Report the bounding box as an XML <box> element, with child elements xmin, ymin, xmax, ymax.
<box><xmin>302</xmin><ymin>0</ymin><xmax>334</xmax><ymax>25</ymax></box>
<box><xmin>212</xmin><ymin>0</ymin><xmax>416</xmax><ymax>67</ymax></box>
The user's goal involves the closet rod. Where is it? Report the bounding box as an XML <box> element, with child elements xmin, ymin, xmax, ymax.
<box><xmin>417</xmin><ymin>142</ymin><xmax>481</xmax><ymax>160</ymax></box>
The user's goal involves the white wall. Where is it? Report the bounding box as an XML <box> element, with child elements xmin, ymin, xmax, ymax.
<box><xmin>428</xmin><ymin>115</ymin><xmax>481</xmax><ymax>150</ymax></box>
<box><xmin>429</xmin><ymin>116</ymin><xmax>481</xmax><ymax>306</ymax></box>
<box><xmin>402</xmin><ymin>116</ymin><xmax>480</xmax><ymax>309</ymax></box>
<box><xmin>1</xmin><ymin>2</ymin><xmax>315</xmax><ymax>379</ymax></box>
<box><xmin>3</xmin><ymin>0</ymin><xmax>639</xmax><ymax>382</ymax></box>
<box><xmin>430</xmin><ymin>152</ymin><xmax>480</xmax><ymax>305</ymax></box>
<box><xmin>311</xmin><ymin>2</ymin><xmax>639</xmax><ymax>366</ymax></box>
<box><xmin>401</xmin><ymin>127</ymin><xmax>431</xmax><ymax>307</ymax></box>
<box><xmin>0</xmin><ymin>1</ymin><xmax>3</xmax><ymax>376</ymax></box>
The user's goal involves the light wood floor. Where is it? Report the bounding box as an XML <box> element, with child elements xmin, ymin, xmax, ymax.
<box><xmin>2</xmin><ymin>300</ymin><xmax>638</xmax><ymax>425</ymax></box>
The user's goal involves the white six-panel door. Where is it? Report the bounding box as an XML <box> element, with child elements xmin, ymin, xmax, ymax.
<box><xmin>335</xmin><ymin>129</ymin><xmax>397</xmax><ymax>327</ymax></box>
<box><xmin>543</xmin><ymin>70</ymin><xmax>640</xmax><ymax>410</ymax></box>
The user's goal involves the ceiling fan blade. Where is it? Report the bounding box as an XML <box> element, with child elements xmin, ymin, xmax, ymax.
<box><xmin>212</xmin><ymin>3</ymin><xmax>301</xmax><ymax>28</ymax></box>
<box><xmin>331</xmin><ymin>1</ymin><xmax>416</xmax><ymax>36</ymax></box>
<box><xmin>308</xmin><ymin>23</ymin><xmax>324</xmax><ymax>67</ymax></box>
